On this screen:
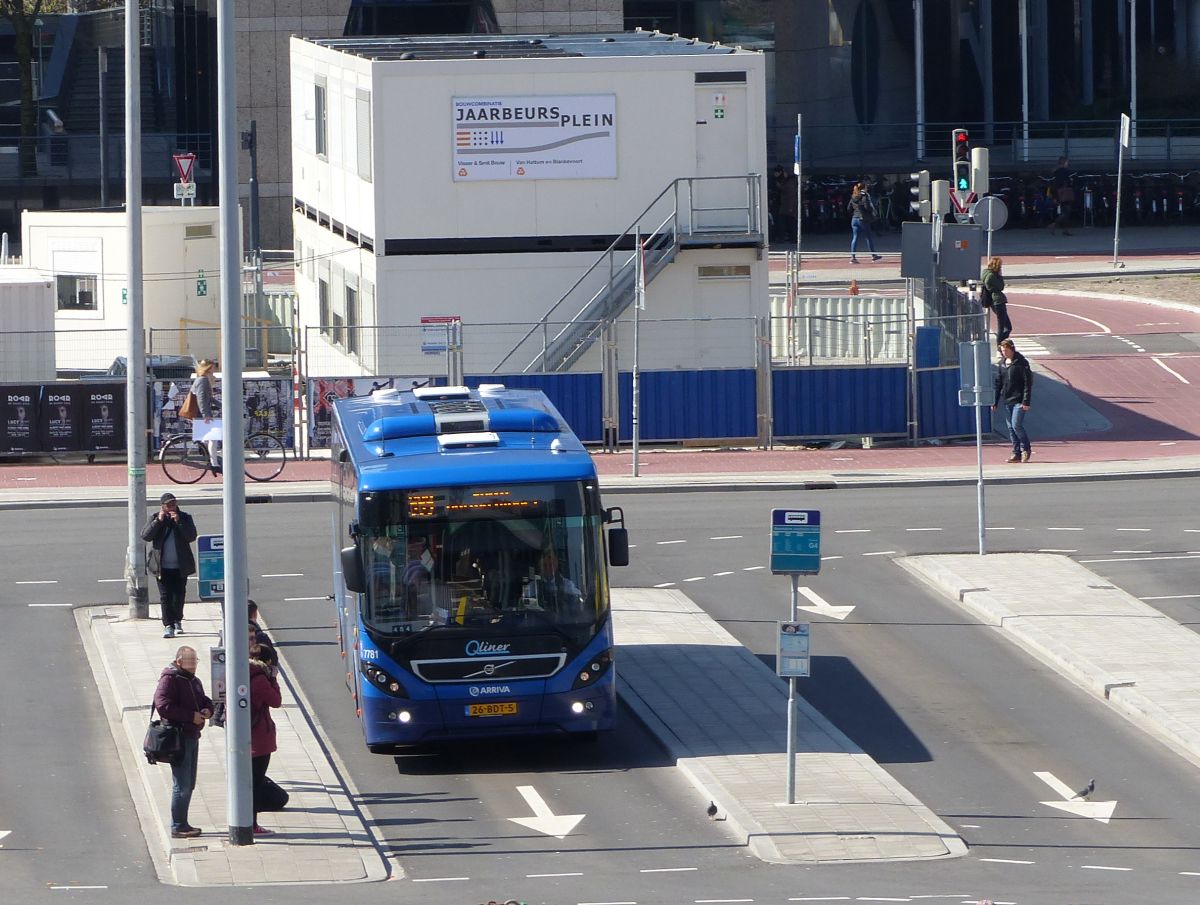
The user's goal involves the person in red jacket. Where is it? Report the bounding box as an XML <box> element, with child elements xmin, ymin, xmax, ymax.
<box><xmin>153</xmin><ymin>646</ymin><xmax>213</xmax><ymax>838</ymax></box>
<box><xmin>248</xmin><ymin>625</ymin><xmax>282</xmax><ymax>836</ymax></box>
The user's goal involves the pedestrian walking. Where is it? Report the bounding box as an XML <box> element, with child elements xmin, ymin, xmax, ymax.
<box><xmin>191</xmin><ymin>358</ymin><xmax>221</xmax><ymax>473</ymax></box>
<box><xmin>1048</xmin><ymin>156</ymin><xmax>1075</xmax><ymax>235</ymax></box>
<box><xmin>153</xmin><ymin>646</ymin><xmax>214</xmax><ymax>839</ymax></box>
<box><xmin>249</xmin><ymin>624</ymin><xmax>283</xmax><ymax>836</ymax></box>
<box><xmin>847</xmin><ymin>182</ymin><xmax>882</xmax><ymax>264</ymax></box>
<box><xmin>980</xmin><ymin>256</ymin><xmax>1012</xmax><ymax>343</ymax></box>
<box><xmin>141</xmin><ymin>492</ymin><xmax>198</xmax><ymax>638</ymax></box>
<box><xmin>993</xmin><ymin>338</ymin><xmax>1034</xmax><ymax>463</ymax></box>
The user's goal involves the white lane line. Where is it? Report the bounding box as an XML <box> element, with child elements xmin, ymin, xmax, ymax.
<box><xmin>861</xmin><ymin>550</ymin><xmax>897</xmax><ymax>557</ymax></box>
<box><xmin>743</xmin><ymin>566</ymin><xmax>765</xmax><ymax>571</ymax></box>
<box><xmin>579</xmin><ymin>902</ymin><xmax>637</xmax><ymax>905</ymax></box>
<box><xmin>991</xmin><ymin>527</ymin><xmax>1016</xmax><ymax>531</ymax></box>
<box><xmin>1046</xmin><ymin>527</ymin><xmax>1083</xmax><ymax>531</ymax></box>
<box><xmin>261</xmin><ymin>572</ymin><xmax>303</xmax><ymax>578</ymax></box>
<box><xmin>1143</xmin><ymin>594</ymin><xmax>1200</xmax><ymax>601</ymax></box>
<box><xmin>711</xmin><ymin>535</ymin><xmax>743</xmax><ymax>540</ymax></box>
<box><xmin>28</xmin><ymin>603</ymin><xmax>72</xmax><ymax>608</ymax></box>
<box><xmin>821</xmin><ymin>555</ymin><xmax>844</xmax><ymax>561</ymax></box>
<box><xmin>978</xmin><ymin>858</ymin><xmax>1035</xmax><ymax>865</ymax></box>
<box><xmin>1116</xmin><ymin>527</ymin><xmax>1151</xmax><ymax>532</ymax></box>
<box><xmin>853</xmin><ymin>899</ymin><xmax>909</xmax><ymax>903</ymax></box>
<box><xmin>906</xmin><ymin>527</ymin><xmax>943</xmax><ymax>532</ymax></box>
<box><xmin>1038</xmin><ymin>548</ymin><xmax>1078</xmax><ymax>553</ymax></box>
<box><xmin>695</xmin><ymin>900</ymin><xmax>754</xmax><ymax>903</ymax></box>
<box><xmin>1015</xmin><ymin>303</ymin><xmax>1112</xmax><ymax>333</ymax></box>
<box><xmin>16</xmin><ymin>580</ymin><xmax>57</xmax><ymax>585</ymax></box>
<box><xmin>1186</xmin><ymin>529</ymin><xmax>1200</xmax><ymax>533</ymax></box>
<box><xmin>835</xmin><ymin>529</ymin><xmax>871</xmax><ymax>534</ymax></box>
<box><xmin>411</xmin><ymin>877</ymin><xmax>470</xmax><ymax>882</ymax></box>
<box><xmin>1111</xmin><ymin>550</ymin><xmax>1152</xmax><ymax>554</ymax></box>
<box><xmin>958</xmin><ymin>824</ymin><xmax>981</xmax><ymax>828</ymax></box>
<box><xmin>284</xmin><ymin>596</ymin><xmax>329</xmax><ymax>601</ymax></box>
<box><xmin>788</xmin><ymin>899</ymin><xmax>851</xmax><ymax>903</ymax></box>
<box><xmin>640</xmin><ymin>867</ymin><xmax>698</xmax><ymax>873</ymax></box>
<box><xmin>713</xmin><ymin>571</ymin><xmax>734</xmax><ymax>577</ymax></box>
<box><xmin>1081</xmin><ymin>865</ymin><xmax>1132</xmax><ymax>871</ymax></box>
<box><xmin>657</xmin><ymin>540</ymin><xmax>687</xmax><ymax>545</ymax></box>
<box><xmin>48</xmin><ymin>886</ymin><xmax>109</xmax><ymax>890</ymax></box>
<box><xmin>653</xmin><ymin>582</ymin><xmax>677</xmax><ymax>588</ymax></box>
<box><xmin>528</xmin><ymin>872</ymin><xmax>584</xmax><ymax>878</ymax></box>
<box><xmin>684</xmin><ymin>576</ymin><xmax>706</xmax><ymax>582</ymax></box>
<box><xmin>98</xmin><ymin>578</ymin><xmax>125</xmax><ymax>583</ymax></box>
<box><xmin>1180</xmin><ymin>871</ymin><xmax>1200</xmax><ymax>876</ymax></box>
<box><xmin>1082</xmin><ymin>554</ymin><xmax>1200</xmax><ymax>563</ymax></box>
<box><xmin>1152</xmin><ymin>357</ymin><xmax>1191</xmax><ymax>384</ymax></box>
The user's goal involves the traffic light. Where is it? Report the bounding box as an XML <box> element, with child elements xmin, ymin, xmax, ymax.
<box><xmin>952</xmin><ymin>128</ymin><xmax>971</xmax><ymax>192</ymax></box>
<box><xmin>970</xmin><ymin>146</ymin><xmax>990</xmax><ymax>196</ymax></box>
<box><xmin>909</xmin><ymin>169</ymin><xmax>930</xmax><ymax>222</ymax></box>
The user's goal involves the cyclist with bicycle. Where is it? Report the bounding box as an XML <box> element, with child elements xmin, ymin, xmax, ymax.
<box><xmin>191</xmin><ymin>359</ymin><xmax>221</xmax><ymax>475</ymax></box>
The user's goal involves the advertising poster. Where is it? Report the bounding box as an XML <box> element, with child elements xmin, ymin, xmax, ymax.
<box><xmin>151</xmin><ymin>378</ymin><xmax>294</xmax><ymax>450</ymax></box>
<box><xmin>307</xmin><ymin>376</ymin><xmax>433</xmax><ymax>449</ymax></box>
<box><xmin>42</xmin><ymin>385</ymin><xmax>83</xmax><ymax>452</ymax></box>
<box><xmin>83</xmin><ymin>383</ymin><xmax>125</xmax><ymax>452</ymax></box>
<box><xmin>0</xmin><ymin>384</ymin><xmax>41</xmax><ymax>454</ymax></box>
<box><xmin>452</xmin><ymin>95</ymin><xmax>617</xmax><ymax>182</ymax></box>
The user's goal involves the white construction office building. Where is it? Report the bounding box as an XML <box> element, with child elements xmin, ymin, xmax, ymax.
<box><xmin>290</xmin><ymin>31</ymin><xmax>768</xmax><ymax>377</ymax></box>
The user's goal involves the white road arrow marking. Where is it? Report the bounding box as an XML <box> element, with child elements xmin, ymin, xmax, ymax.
<box><xmin>796</xmin><ymin>587</ymin><xmax>855</xmax><ymax>621</ymax></box>
<box><xmin>0</xmin><ymin>830</ymin><xmax>10</xmax><ymax>845</ymax></box>
<box><xmin>509</xmin><ymin>785</ymin><xmax>585</xmax><ymax>839</ymax></box>
<box><xmin>1033</xmin><ymin>771</ymin><xmax>1117</xmax><ymax>823</ymax></box>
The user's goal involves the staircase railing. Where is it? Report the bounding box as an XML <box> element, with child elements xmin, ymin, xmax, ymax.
<box><xmin>492</xmin><ymin>174</ymin><xmax>762</xmax><ymax>374</ymax></box>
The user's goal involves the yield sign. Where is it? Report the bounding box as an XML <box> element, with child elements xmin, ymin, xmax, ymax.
<box><xmin>173</xmin><ymin>152</ymin><xmax>197</xmax><ymax>184</ymax></box>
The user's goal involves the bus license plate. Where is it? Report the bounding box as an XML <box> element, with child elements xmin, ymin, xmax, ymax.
<box><xmin>466</xmin><ymin>701</ymin><xmax>518</xmax><ymax>717</ymax></box>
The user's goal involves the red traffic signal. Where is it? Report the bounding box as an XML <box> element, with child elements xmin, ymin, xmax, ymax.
<box><xmin>953</xmin><ymin>129</ymin><xmax>970</xmax><ymax>162</ymax></box>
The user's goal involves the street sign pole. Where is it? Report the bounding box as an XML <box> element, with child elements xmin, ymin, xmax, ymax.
<box><xmin>786</xmin><ymin>574</ymin><xmax>798</xmax><ymax>803</ymax></box>
<box><xmin>973</xmin><ymin>341</ymin><xmax>987</xmax><ymax>556</ymax></box>
<box><xmin>1114</xmin><ymin>113</ymin><xmax>1130</xmax><ymax>269</ymax></box>
<box><xmin>771</xmin><ymin>509</ymin><xmax>820</xmax><ymax>805</ymax></box>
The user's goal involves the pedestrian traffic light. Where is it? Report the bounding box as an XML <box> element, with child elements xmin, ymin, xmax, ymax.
<box><xmin>952</xmin><ymin>129</ymin><xmax>971</xmax><ymax>192</ymax></box>
<box><xmin>909</xmin><ymin>169</ymin><xmax>930</xmax><ymax>222</ymax></box>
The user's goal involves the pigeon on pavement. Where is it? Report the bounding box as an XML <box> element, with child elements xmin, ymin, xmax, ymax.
<box><xmin>1071</xmin><ymin>779</ymin><xmax>1095</xmax><ymax>800</ymax></box>
<box><xmin>706</xmin><ymin>801</ymin><xmax>718</xmax><ymax>819</ymax></box>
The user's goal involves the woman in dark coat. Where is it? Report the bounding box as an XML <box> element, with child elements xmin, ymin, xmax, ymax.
<box><xmin>981</xmin><ymin>256</ymin><xmax>1012</xmax><ymax>343</ymax></box>
<box><xmin>153</xmin><ymin>646</ymin><xmax>213</xmax><ymax>838</ymax></box>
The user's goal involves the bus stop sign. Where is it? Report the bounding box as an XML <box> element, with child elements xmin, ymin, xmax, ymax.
<box><xmin>770</xmin><ymin>509</ymin><xmax>821</xmax><ymax>575</ymax></box>
<box><xmin>198</xmin><ymin>534</ymin><xmax>224</xmax><ymax>600</ymax></box>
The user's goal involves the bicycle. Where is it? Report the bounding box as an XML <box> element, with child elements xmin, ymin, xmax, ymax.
<box><xmin>159</xmin><ymin>431</ymin><xmax>288</xmax><ymax>484</ymax></box>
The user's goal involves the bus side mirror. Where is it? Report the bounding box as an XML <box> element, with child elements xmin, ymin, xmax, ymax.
<box><xmin>341</xmin><ymin>544</ymin><xmax>366</xmax><ymax>593</ymax></box>
<box><xmin>608</xmin><ymin>528</ymin><xmax>629</xmax><ymax>567</ymax></box>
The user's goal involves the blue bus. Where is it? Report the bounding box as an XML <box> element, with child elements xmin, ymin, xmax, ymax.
<box><xmin>331</xmin><ymin>383</ymin><xmax>629</xmax><ymax>752</ymax></box>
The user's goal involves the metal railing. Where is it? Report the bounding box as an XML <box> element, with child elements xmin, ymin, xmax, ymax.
<box><xmin>775</xmin><ymin>118</ymin><xmax>1200</xmax><ymax>173</ymax></box>
<box><xmin>492</xmin><ymin>174</ymin><xmax>763</xmax><ymax>375</ymax></box>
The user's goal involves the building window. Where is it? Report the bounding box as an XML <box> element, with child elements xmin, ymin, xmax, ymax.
<box><xmin>315</xmin><ymin>79</ymin><xmax>328</xmax><ymax>158</ymax></box>
<box><xmin>184</xmin><ymin>224</ymin><xmax>214</xmax><ymax>239</ymax></box>
<box><xmin>356</xmin><ymin>89</ymin><xmax>372</xmax><ymax>182</ymax></box>
<box><xmin>345</xmin><ymin>284</ymin><xmax>359</xmax><ymax>355</ymax></box>
<box><xmin>294</xmin><ymin>237</ymin><xmax>304</xmax><ymax>283</ymax></box>
<box><xmin>698</xmin><ymin>264</ymin><xmax>752</xmax><ymax>279</ymax></box>
<box><xmin>318</xmin><ymin>277</ymin><xmax>330</xmax><ymax>335</ymax></box>
<box><xmin>56</xmin><ymin>274</ymin><xmax>98</xmax><ymax>310</ymax></box>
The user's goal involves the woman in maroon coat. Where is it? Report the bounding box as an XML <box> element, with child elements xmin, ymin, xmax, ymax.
<box><xmin>249</xmin><ymin>626</ymin><xmax>282</xmax><ymax>835</ymax></box>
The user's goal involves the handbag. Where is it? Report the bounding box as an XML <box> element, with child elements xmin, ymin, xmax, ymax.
<box><xmin>143</xmin><ymin>697</ymin><xmax>183</xmax><ymax>765</ymax></box>
<box><xmin>1057</xmin><ymin>185</ymin><xmax>1076</xmax><ymax>204</ymax></box>
<box><xmin>146</xmin><ymin>547</ymin><xmax>161</xmax><ymax>578</ymax></box>
<box><xmin>178</xmin><ymin>390</ymin><xmax>200</xmax><ymax>421</ymax></box>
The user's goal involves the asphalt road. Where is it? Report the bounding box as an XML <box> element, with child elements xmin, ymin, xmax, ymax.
<box><xmin>5</xmin><ymin>480</ymin><xmax>1200</xmax><ymax>904</ymax></box>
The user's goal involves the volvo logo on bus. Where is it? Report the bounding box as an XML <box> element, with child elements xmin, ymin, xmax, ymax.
<box><xmin>465</xmin><ymin>640</ymin><xmax>511</xmax><ymax>656</ymax></box>
<box><xmin>469</xmin><ymin>684</ymin><xmax>512</xmax><ymax>697</ymax></box>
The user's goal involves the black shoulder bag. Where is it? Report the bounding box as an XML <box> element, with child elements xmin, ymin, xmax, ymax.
<box><xmin>143</xmin><ymin>693</ymin><xmax>183</xmax><ymax>765</ymax></box>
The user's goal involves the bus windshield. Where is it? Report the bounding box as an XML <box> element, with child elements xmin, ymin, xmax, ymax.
<box><xmin>358</xmin><ymin>481</ymin><xmax>606</xmax><ymax>636</ymax></box>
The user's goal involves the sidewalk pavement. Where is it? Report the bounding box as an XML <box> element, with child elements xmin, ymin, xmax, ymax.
<box><xmin>901</xmin><ymin>553</ymin><xmax>1200</xmax><ymax>774</ymax></box>
<box><xmin>612</xmin><ymin>588</ymin><xmax>966</xmax><ymax>864</ymax></box>
<box><xmin>77</xmin><ymin>600</ymin><xmax>390</xmax><ymax>886</ymax></box>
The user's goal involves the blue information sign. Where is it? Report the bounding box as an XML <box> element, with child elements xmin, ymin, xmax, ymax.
<box><xmin>197</xmin><ymin>534</ymin><xmax>225</xmax><ymax>600</ymax></box>
<box><xmin>770</xmin><ymin>509</ymin><xmax>821</xmax><ymax>575</ymax></box>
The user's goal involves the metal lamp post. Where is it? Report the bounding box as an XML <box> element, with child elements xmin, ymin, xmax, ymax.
<box><xmin>34</xmin><ymin>18</ymin><xmax>43</xmax><ymax>139</ymax></box>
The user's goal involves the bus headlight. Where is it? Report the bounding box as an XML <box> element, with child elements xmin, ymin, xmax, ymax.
<box><xmin>571</xmin><ymin>648</ymin><xmax>613</xmax><ymax>690</ymax></box>
<box><xmin>360</xmin><ymin>661</ymin><xmax>409</xmax><ymax>698</ymax></box>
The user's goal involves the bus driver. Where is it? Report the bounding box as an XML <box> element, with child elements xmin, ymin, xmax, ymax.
<box><xmin>533</xmin><ymin>550</ymin><xmax>582</xmax><ymax>614</ymax></box>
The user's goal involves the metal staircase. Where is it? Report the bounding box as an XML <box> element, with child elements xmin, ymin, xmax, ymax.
<box><xmin>493</xmin><ymin>174</ymin><xmax>764</xmax><ymax>374</ymax></box>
